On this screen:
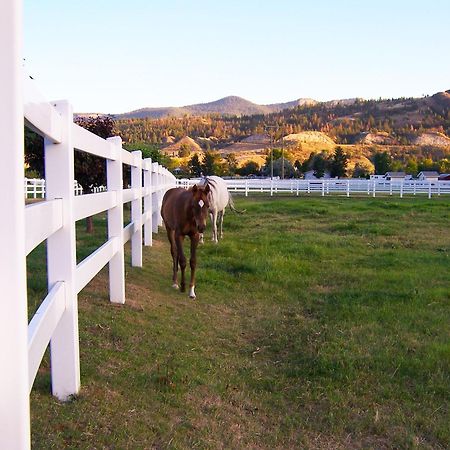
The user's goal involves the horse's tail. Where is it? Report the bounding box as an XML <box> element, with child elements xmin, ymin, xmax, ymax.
<box><xmin>228</xmin><ymin>192</ymin><xmax>246</xmax><ymax>214</ymax></box>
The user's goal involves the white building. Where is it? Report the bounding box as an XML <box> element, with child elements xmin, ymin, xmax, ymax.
<box><xmin>384</xmin><ymin>172</ymin><xmax>407</xmax><ymax>181</ymax></box>
<box><xmin>417</xmin><ymin>171</ymin><xmax>439</xmax><ymax>182</ymax></box>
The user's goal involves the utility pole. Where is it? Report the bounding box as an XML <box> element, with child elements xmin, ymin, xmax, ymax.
<box><xmin>264</xmin><ymin>125</ymin><xmax>277</xmax><ymax>180</ymax></box>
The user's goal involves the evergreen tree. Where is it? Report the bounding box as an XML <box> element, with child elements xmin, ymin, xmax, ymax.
<box><xmin>188</xmin><ymin>154</ymin><xmax>203</xmax><ymax>177</ymax></box>
<box><xmin>202</xmin><ymin>150</ymin><xmax>222</xmax><ymax>175</ymax></box>
<box><xmin>352</xmin><ymin>163</ymin><xmax>371</xmax><ymax>178</ymax></box>
<box><xmin>312</xmin><ymin>154</ymin><xmax>327</xmax><ymax>178</ymax></box>
<box><xmin>329</xmin><ymin>146</ymin><xmax>349</xmax><ymax>178</ymax></box>
<box><xmin>237</xmin><ymin>161</ymin><xmax>260</xmax><ymax>176</ymax></box>
<box><xmin>373</xmin><ymin>151</ymin><xmax>392</xmax><ymax>174</ymax></box>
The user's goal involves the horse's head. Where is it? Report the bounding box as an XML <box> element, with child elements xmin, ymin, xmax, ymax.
<box><xmin>191</xmin><ymin>184</ymin><xmax>210</xmax><ymax>233</ymax></box>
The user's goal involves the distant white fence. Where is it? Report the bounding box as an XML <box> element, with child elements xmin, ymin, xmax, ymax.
<box><xmin>1</xmin><ymin>4</ymin><xmax>176</xmax><ymax>446</ymax></box>
<box><xmin>24</xmin><ymin>178</ymin><xmax>85</xmax><ymax>198</ymax></box>
<box><xmin>178</xmin><ymin>178</ymin><xmax>450</xmax><ymax>199</ymax></box>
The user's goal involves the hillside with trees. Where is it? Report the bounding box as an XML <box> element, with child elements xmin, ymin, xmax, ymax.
<box><xmin>111</xmin><ymin>90</ymin><xmax>450</xmax><ymax>178</ymax></box>
<box><xmin>27</xmin><ymin>91</ymin><xmax>450</xmax><ymax>182</ymax></box>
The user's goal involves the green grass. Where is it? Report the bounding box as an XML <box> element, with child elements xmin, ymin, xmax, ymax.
<box><xmin>28</xmin><ymin>196</ymin><xmax>449</xmax><ymax>449</ymax></box>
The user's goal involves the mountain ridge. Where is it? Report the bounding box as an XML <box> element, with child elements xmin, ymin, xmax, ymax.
<box><xmin>78</xmin><ymin>90</ymin><xmax>450</xmax><ymax>120</ymax></box>
<box><xmin>107</xmin><ymin>95</ymin><xmax>360</xmax><ymax>120</ymax></box>
<box><xmin>111</xmin><ymin>96</ymin><xmax>318</xmax><ymax>119</ymax></box>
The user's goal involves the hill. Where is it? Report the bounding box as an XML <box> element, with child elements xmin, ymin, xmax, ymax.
<box><xmin>283</xmin><ymin>131</ymin><xmax>336</xmax><ymax>149</ymax></box>
<box><xmin>161</xmin><ymin>136</ymin><xmax>202</xmax><ymax>157</ymax></box>
<box><xmin>113</xmin><ymin>96</ymin><xmax>320</xmax><ymax>119</ymax></box>
<box><xmin>114</xmin><ymin>89</ymin><xmax>450</xmax><ymax>173</ymax></box>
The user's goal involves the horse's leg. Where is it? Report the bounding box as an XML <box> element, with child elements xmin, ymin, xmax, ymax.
<box><xmin>218</xmin><ymin>209</ymin><xmax>224</xmax><ymax>240</ymax></box>
<box><xmin>167</xmin><ymin>229</ymin><xmax>179</xmax><ymax>289</ymax></box>
<box><xmin>211</xmin><ymin>210</ymin><xmax>218</xmax><ymax>243</ymax></box>
<box><xmin>189</xmin><ymin>233</ymin><xmax>200</xmax><ymax>299</ymax></box>
<box><xmin>176</xmin><ymin>233</ymin><xmax>187</xmax><ymax>292</ymax></box>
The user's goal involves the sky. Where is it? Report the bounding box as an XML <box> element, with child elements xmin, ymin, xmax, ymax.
<box><xmin>24</xmin><ymin>0</ymin><xmax>450</xmax><ymax>114</ymax></box>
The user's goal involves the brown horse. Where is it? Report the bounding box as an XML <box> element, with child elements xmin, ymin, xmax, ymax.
<box><xmin>161</xmin><ymin>184</ymin><xmax>210</xmax><ymax>299</ymax></box>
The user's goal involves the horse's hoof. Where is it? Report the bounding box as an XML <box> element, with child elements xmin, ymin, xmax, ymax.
<box><xmin>189</xmin><ymin>287</ymin><xmax>196</xmax><ymax>299</ymax></box>
<box><xmin>172</xmin><ymin>283</ymin><xmax>179</xmax><ymax>290</ymax></box>
<box><xmin>189</xmin><ymin>294</ymin><xmax>196</xmax><ymax>300</ymax></box>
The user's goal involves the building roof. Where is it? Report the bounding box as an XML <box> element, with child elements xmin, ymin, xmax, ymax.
<box><xmin>385</xmin><ymin>172</ymin><xmax>406</xmax><ymax>177</ymax></box>
<box><xmin>418</xmin><ymin>171</ymin><xmax>440</xmax><ymax>176</ymax></box>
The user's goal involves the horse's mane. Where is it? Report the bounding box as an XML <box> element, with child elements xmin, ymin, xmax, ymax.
<box><xmin>202</xmin><ymin>176</ymin><xmax>245</xmax><ymax>213</ymax></box>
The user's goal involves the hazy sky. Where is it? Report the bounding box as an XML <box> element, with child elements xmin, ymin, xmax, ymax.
<box><xmin>24</xmin><ymin>0</ymin><xmax>450</xmax><ymax>113</ymax></box>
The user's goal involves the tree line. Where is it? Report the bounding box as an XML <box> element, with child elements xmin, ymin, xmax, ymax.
<box><xmin>115</xmin><ymin>97</ymin><xmax>450</xmax><ymax>147</ymax></box>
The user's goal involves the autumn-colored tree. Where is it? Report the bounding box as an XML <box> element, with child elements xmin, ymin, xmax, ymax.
<box><xmin>74</xmin><ymin>115</ymin><xmax>116</xmax><ymax>232</ymax></box>
<box><xmin>225</xmin><ymin>153</ymin><xmax>238</xmax><ymax>175</ymax></box>
<box><xmin>24</xmin><ymin>128</ymin><xmax>44</xmax><ymax>177</ymax></box>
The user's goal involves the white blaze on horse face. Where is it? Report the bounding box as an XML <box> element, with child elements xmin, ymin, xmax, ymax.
<box><xmin>189</xmin><ymin>286</ymin><xmax>196</xmax><ymax>299</ymax></box>
<box><xmin>198</xmin><ymin>199</ymin><xmax>204</xmax><ymax>207</ymax></box>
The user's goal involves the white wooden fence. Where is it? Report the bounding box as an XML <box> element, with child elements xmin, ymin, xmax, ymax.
<box><xmin>179</xmin><ymin>178</ymin><xmax>450</xmax><ymax>199</ymax></box>
<box><xmin>1</xmin><ymin>3</ymin><xmax>176</xmax><ymax>447</ymax></box>
<box><xmin>24</xmin><ymin>178</ymin><xmax>85</xmax><ymax>198</ymax></box>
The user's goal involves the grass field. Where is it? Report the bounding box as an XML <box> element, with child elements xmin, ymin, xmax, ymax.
<box><xmin>28</xmin><ymin>195</ymin><xmax>449</xmax><ymax>449</ymax></box>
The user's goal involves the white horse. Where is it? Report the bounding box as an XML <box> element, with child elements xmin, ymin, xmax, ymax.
<box><xmin>199</xmin><ymin>176</ymin><xmax>242</xmax><ymax>243</ymax></box>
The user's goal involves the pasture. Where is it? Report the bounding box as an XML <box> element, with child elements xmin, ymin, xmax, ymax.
<box><xmin>28</xmin><ymin>196</ymin><xmax>449</xmax><ymax>449</ymax></box>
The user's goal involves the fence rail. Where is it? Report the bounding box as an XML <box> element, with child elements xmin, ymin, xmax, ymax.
<box><xmin>24</xmin><ymin>178</ymin><xmax>85</xmax><ymax>198</ymax></box>
<box><xmin>178</xmin><ymin>178</ymin><xmax>450</xmax><ymax>199</ymax></box>
<box><xmin>1</xmin><ymin>14</ymin><xmax>176</xmax><ymax>444</ymax></box>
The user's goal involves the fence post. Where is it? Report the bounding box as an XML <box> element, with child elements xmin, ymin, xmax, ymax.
<box><xmin>152</xmin><ymin>162</ymin><xmax>160</xmax><ymax>233</ymax></box>
<box><xmin>296</xmin><ymin>180</ymin><xmax>299</xmax><ymax>196</ymax></box>
<box><xmin>321</xmin><ymin>181</ymin><xmax>325</xmax><ymax>196</ymax></box>
<box><xmin>0</xmin><ymin>0</ymin><xmax>31</xmax><ymax>445</ymax></box>
<box><xmin>158</xmin><ymin>167</ymin><xmax>164</xmax><ymax>226</ymax></box>
<box><xmin>106</xmin><ymin>137</ymin><xmax>125</xmax><ymax>304</ymax></box>
<box><xmin>45</xmin><ymin>100</ymin><xmax>80</xmax><ymax>401</ymax></box>
<box><xmin>143</xmin><ymin>158</ymin><xmax>153</xmax><ymax>246</ymax></box>
<box><xmin>245</xmin><ymin>180</ymin><xmax>248</xmax><ymax>197</ymax></box>
<box><xmin>428</xmin><ymin>182</ymin><xmax>432</xmax><ymax>199</ymax></box>
<box><xmin>372</xmin><ymin>180</ymin><xmax>376</xmax><ymax>197</ymax></box>
<box><xmin>400</xmin><ymin>182</ymin><xmax>403</xmax><ymax>198</ymax></box>
<box><xmin>131</xmin><ymin>151</ymin><xmax>143</xmax><ymax>267</ymax></box>
<box><xmin>346</xmin><ymin>180</ymin><xmax>350</xmax><ymax>197</ymax></box>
